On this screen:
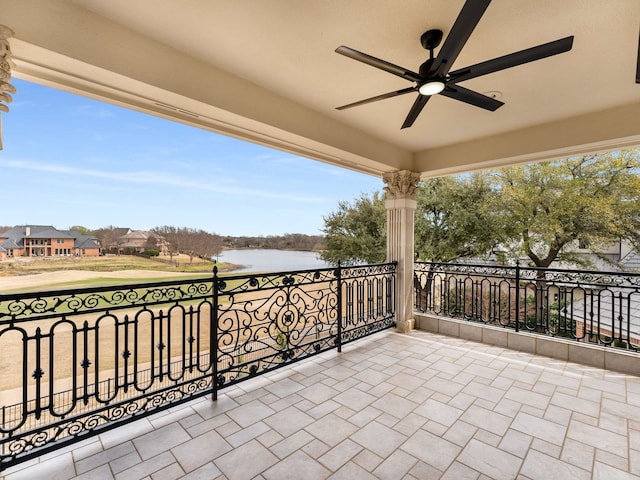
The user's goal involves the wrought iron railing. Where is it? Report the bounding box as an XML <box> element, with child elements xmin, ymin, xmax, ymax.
<box><xmin>414</xmin><ymin>261</ymin><xmax>640</xmax><ymax>350</ymax></box>
<box><xmin>0</xmin><ymin>262</ymin><xmax>396</xmax><ymax>470</ymax></box>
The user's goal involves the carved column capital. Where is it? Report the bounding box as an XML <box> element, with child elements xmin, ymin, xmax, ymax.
<box><xmin>0</xmin><ymin>25</ymin><xmax>16</xmax><ymax>107</ymax></box>
<box><xmin>382</xmin><ymin>170</ymin><xmax>421</xmax><ymax>200</ymax></box>
<box><xmin>0</xmin><ymin>24</ymin><xmax>16</xmax><ymax>150</ymax></box>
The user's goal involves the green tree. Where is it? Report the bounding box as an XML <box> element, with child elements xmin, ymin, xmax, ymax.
<box><xmin>144</xmin><ymin>234</ymin><xmax>159</xmax><ymax>250</ymax></box>
<box><xmin>320</xmin><ymin>192</ymin><xmax>386</xmax><ymax>266</ymax></box>
<box><xmin>415</xmin><ymin>173</ymin><xmax>498</xmax><ymax>262</ymax></box>
<box><xmin>69</xmin><ymin>225</ymin><xmax>92</xmax><ymax>235</ymax></box>
<box><xmin>493</xmin><ymin>150</ymin><xmax>640</xmax><ymax>268</ymax></box>
<box><xmin>321</xmin><ymin>149</ymin><xmax>640</xmax><ymax>269</ymax></box>
<box><xmin>321</xmin><ymin>176</ymin><xmax>500</xmax><ymax>266</ymax></box>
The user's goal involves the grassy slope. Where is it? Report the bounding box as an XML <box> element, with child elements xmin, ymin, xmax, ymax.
<box><xmin>2</xmin><ymin>254</ymin><xmax>215</xmax><ymax>273</ymax></box>
<box><xmin>0</xmin><ymin>254</ymin><xmax>240</xmax><ymax>291</ymax></box>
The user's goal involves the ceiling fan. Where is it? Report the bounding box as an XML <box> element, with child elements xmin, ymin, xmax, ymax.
<box><xmin>335</xmin><ymin>0</ymin><xmax>574</xmax><ymax>129</ymax></box>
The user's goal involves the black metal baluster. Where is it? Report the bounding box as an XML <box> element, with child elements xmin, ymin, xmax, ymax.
<box><xmin>376</xmin><ymin>277</ymin><xmax>383</xmax><ymax>317</ymax></box>
<box><xmin>387</xmin><ymin>267</ymin><xmax>394</xmax><ymax>317</ymax></box>
<box><xmin>122</xmin><ymin>315</ymin><xmax>130</xmax><ymax>393</ymax></box>
<box><xmin>514</xmin><ymin>262</ymin><xmax>520</xmax><ymax>332</ymax></box>
<box><xmin>616</xmin><ymin>292</ymin><xmax>623</xmax><ymax>345</ymax></box>
<box><xmin>357</xmin><ymin>277</ymin><xmax>364</xmax><ymax>323</ymax></box>
<box><xmin>32</xmin><ymin>327</ymin><xmax>43</xmax><ymax>420</ymax></box>
<box><xmin>336</xmin><ymin>263</ymin><xmax>342</xmax><ymax>353</ymax></box>
<box><xmin>625</xmin><ymin>294</ymin><xmax>632</xmax><ymax>348</ymax></box>
<box><xmin>149</xmin><ymin>309</ymin><xmax>156</xmax><ymax>387</ymax></box>
<box><xmin>94</xmin><ymin>319</ymin><xmax>101</xmax><ymax>401</ymax></box>
<box><xmin>133</xmin><ymin>312</ymin><xmax>140</xmax><ymax>391</ymax></box>
<box><xmin>567</xmin><ymin>288</ymin><xmax>575</xmax><ymax>339</ymax></box>
<box><xmin>47</xmin><ymin>325</ymin><xmax>55</xmax><ymax>418</ymax></box>
<box><xmin>19</xmin><ymin>327</ymin><xmax>28</xmax><ymax>433</ymax></box>
<box><xmin>196</xmin><ymin>303</ymin><xmax>202</xmax><ymax>372</ymax></box>
<box><xmin>588</xmin><ymin>290</ymin><xmax>595</xmax><ymax>341</ymax></box>
<box><xmin>367</xmin><ymin>278</ymin><xmax>374</xmax><ymax>321</ymax></box>
<box><xmin>187</xmin><ymin>305</ymin><xmax>194</xmax><ymax>373</ymax></box>
<box><xmin>81</xmin><ymin>321</ymin><xmax>90</xmax><ymax>405</ymax></box>
<box><xmin>157</xmin><ymin>309</ymin><xmax>165</xmax><ymax>382</ymax></box>
<box><xmin>114</xmin><ymin>316</ymin><xmax>120</xmax><ymax>397</ymax></box>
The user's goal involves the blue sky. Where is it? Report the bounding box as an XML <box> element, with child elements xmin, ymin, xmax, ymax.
<box><xmin>0</xmin><ymin>79</ymin><xmax>382</xmax><ymax>236</ymax></box>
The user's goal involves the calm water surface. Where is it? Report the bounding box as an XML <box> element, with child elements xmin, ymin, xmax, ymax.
<box><xmin>217</xmin><ymin>249</ymin><xmax>330</xmax><ymax>273</ymax></box>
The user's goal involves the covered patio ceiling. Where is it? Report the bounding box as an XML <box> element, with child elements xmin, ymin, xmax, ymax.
<box><xmin>2</xmin><ymin>0</ymin><xmax>640</xmax><ymax>178</ymax></box>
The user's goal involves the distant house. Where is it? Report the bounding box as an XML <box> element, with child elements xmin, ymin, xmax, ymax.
<box><xmin>481</xmin><ymin>237</ymin><xmax>640</xmax><ymax>273</ymax></box>
<box><xmin>560</xmin><ymin>237</ymin><xmax>640</xmax><ymax>272</ymax></box>
<box><xmin>0</xmin><ymin>225</ymin><xmax>100</xmax><ymax>261</ymax></box>
<box><xmin>119</xmin><ymin>230</ymin><xmax>153</xmax><ymax>252</ymax></box>
<box><xmin>103</xmin><ymin>229</ymin><xmax>167</xmax><ymax>255</ymax></box>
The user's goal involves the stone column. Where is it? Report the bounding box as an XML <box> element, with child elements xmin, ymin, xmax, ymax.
<box><xmin>383</xmin><ymin>170</ymin><xmax>420</xmax><ymax>333</ymax></box>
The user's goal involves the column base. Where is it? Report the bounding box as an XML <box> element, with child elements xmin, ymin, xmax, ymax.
<box><xmin>396</xmin><ymin>318</ymin><xmax>415</xmax><ymax>333</ymax></box>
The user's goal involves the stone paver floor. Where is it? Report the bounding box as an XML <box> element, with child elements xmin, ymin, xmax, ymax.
<box><xmin>3</xmin><ymin>329</ymin><xmax>640</xmax><ymax>479</ymax></box>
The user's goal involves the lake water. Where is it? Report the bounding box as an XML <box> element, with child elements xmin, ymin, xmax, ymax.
<box><xmin>216</xmin><ymin>249</ymin><xmax>330</xmax><ymax>273</ymax></box>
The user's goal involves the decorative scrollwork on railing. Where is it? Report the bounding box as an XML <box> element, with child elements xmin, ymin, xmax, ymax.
<box><xmin>216</xmin><ymin>271</ymin><xmax>339</xmax><ymax>385</ymax></box>
<box><xmin>218</xmin><ymin>268</ymin><xmax>337</xmax><ymax>295</ymax></box>
<box><xmin>1</xmin><ymin>264</ymin><xmax>397</xmax><ymax>471</ymax></box>
<box><xmin>341</xmin><ymin>262</ymin><xmax>396</xmax><ymax>280</ymax></box>
<box><xmin>534</xmin><ymin>268</ymin><xmax>640</xmax><ymax>288</ymax></box>
<box><xmin>1</xmin><ymin>378</ymin><xmax>212</xmax><ymax>461</ymax></box>
<box><xmin>0</xmin><ymin>278</ymin><xmax>214</xmax><ymax>323</ymax></box>
<box><xmin>415</xmin><ymin>261</ymin><xmax>516</xmax><ymax>279</ymax></box>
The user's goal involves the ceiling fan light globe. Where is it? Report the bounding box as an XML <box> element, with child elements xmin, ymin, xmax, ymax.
<box><xmin>419</xmin><ymin>81</ymin><xmax>445</xmax><ymax>96</ymax></box>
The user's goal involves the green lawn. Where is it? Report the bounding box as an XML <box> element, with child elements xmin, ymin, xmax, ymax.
<box><xmin>2</xmin><ymin>254</ymin><xmax>219</xmax><ymax>274</ymax></box>
<box><xmin>14</xmin><ymin>273</ymin><xmax>210</xmax><ymax>292</ymax></box>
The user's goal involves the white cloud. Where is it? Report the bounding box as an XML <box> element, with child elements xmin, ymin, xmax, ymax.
<box><xmin>0</xmin><ymin>158</ymin><xmax>324</xmax><ymax>203</ymax></box>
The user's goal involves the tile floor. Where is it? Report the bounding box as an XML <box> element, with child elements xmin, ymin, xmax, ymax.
<box><xmin>2</xmin><ymin>329</ymin><xmax>640</xmax><ymax>479</ymax></box>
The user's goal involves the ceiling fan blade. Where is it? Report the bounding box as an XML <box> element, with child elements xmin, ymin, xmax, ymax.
<box><xmin>401</xmin><ymin>94</ymin><xmax>431</xmax><ymax>129</ymax></box>
<box><xmin>449</xmin><ymin>36</ymin><xmax>574</xmax><ymax>83</ymax></box>
<box><xmin>336</xmin><ymin>87</ymin><xmax>417</xmax><ymax>110</ymax></box>
<box><xmin>636</xmin><ymin>29</ymin><xmax>640</xmax><ymax>83</ymax></box>
<box><xmin>432</xmin><ymin>0</ymin><xmax>491</xmax><ymax>76</ymax></box>
<box><xmin>440</xmin><ymin>85</ymin><xmax>504</xmax><ymax>111</ymax></box>
<box><xmin>335</xmin><ymin>46</ymin><xmax>422</xmax><ymax>82</ymax></box>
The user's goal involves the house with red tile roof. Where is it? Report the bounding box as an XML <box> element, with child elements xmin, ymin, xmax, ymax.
<box><xmin>0</xmin><ymin>225</ymin><xmax>100</xmax><ymax>261</ymax></box>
